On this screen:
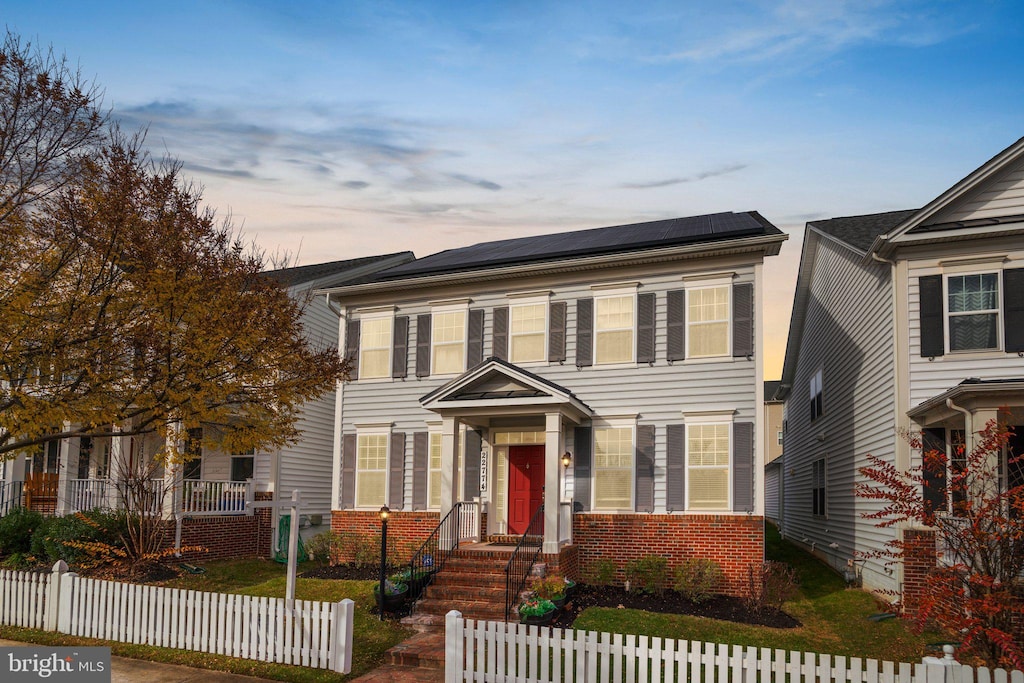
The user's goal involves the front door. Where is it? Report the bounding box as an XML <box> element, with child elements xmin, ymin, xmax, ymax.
<box><xmin>508</xmin><ymin>445</ymin><xmax>545</xmax><ymax>535</ymax></box>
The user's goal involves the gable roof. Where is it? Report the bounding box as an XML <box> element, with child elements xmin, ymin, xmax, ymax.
<box><xmin>809</xmin><ymin>209</ymin><xmax>919</xmax><ymax>253</ymax></box>
<box><xmin>263</xmin><ymin>252</ymin><xmax>415</xmax><ymax>290</ymax></box>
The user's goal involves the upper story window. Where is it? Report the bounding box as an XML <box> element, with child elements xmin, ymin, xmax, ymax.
<box><xmin>355</xmin><ymin>433</ymin><xmax>388</xmax><ymax>508</ymax></box>
<box><xmin>687</xmin><ymin>285</ymin><xmax>730</xmax><ymax>357</ymax></box>
<box><xmin>809</xmin><ymin>369</ymin><xmax>823</xmax><ymax>421</ymax></box>
<box><xmin>947</xmin><ymin>273</ymin><xmax>999</xmax><ymax>352</ymax></box>
<box><xmin>687</xmin><ymin>423</ymin><xmax>730</xmax><ymax>510</ymax></box>
<box><xmin>595</xmin><ymin>295</ymin><xmax>635</xmax><ymax>364</ymax></box>
<box><xmin>432</xmin><ymin>309</ymin><xmax>467</xmax><ymax>375</ymax></box>
<box><xmin>359</xmin><ymin>316</ymin><xmax>393</xmax><ymax>379</ymax></box>
<box><xmin>593</xmin><ymin>426</ymin><xmax>634</xmax><ymax>510</ymax></box>
<box><xmin>510</xmin><ymin>302</ymin><xmax>547</xmax><ymax>363</ymax></box>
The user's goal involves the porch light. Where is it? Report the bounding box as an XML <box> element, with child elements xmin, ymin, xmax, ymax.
<box><xmin>379</xmin><ymin>505</ymin><xmax>390</xmax><ymax>521</ymax></box>
<box><xmin>561</xmin><ymin>451</ymin><xmax>572</xmax><ymax>469</ymax></box>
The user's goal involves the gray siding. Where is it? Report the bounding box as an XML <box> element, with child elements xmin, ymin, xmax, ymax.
<box><xmin>781</xmin><ymin>235</ymin><xmax>898</xmax><ymax>594</ymax></box>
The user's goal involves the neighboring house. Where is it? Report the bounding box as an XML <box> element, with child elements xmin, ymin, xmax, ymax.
<box><xmin>321</xmin><ymin>212</ymin><xmax>787</xmax><ymax>595</ymax></box>
<box><xmin>0</xmin><ymin>252</ymin><xmax>413</xmax><ymax>558</ymax></box>
<box><xmin>763</xmin><ymin>380</ymin><xmax>784</xmax><ymax>524</ymax></box>
<box><xmin>777</xmin><ymin>136</ymin><xmax>1024</xmax><ymax>599</ymax></box>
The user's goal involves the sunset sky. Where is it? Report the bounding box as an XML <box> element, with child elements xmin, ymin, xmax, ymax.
<box><xmin>7</xmin><ymin>1</ymin><xmax>1023</xmax><ymax>377</ymax></box>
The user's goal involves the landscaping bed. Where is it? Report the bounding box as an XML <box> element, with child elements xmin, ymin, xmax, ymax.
<box><xmin>298</xmin><ymin>563</ymin><xmax>379</xmax><ymax>581</ymax></box>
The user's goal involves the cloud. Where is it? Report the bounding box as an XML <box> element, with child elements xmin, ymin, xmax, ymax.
<box><xmin>180</xmin><ymin>161</ymin><xmax>258</xmax><ymax>179</ymax></box>
<box><xmin>343</xmin><ymin>180</ymin><xmax>370</xmax><ymax>189</ymax></box>
<box><xmin>448</xmin><ymin>173</ymin><xmax>502</xmax><ymax>191</ymax></box>
<box><xmin>621</xmin><ymin>164</ymin><xmax>746</xmax><ymax>189</ymax></box>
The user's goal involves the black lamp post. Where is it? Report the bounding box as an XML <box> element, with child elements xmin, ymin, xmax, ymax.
<box><xmin>378</xmin><ymin>504</ymin><xmax>389</xmax><ymax>620</ymax></box>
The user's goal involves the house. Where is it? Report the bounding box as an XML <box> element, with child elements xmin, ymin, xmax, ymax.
<box><xmin>763</xmin><ymin>380</ymin><xmax>784</xmax><ymax>525</ymax></box>
<box><xmin>0</xmin><ymin>252</ymin><xmax>414</xmax><ymax>560</ymax></box>
<box><xmin>776</xmin><ymin>136</ymin><xmax>1024</xmax><ymax>599</ymax></box>
<box><xmin>320</xmin><ymin>212</ymin><xmax>787</xmax><ymax>601</ymax></box>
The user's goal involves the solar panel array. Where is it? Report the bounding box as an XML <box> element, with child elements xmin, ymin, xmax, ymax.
<box><xmin>378</xmin><ymin>211</ymin><xmax>768</xmax><ymax>280</ymax></box>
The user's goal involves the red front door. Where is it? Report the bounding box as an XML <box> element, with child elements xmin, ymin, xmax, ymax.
<box><xmin>508</xmin><ymin>445</ymin><xmax>545</xmax><ymax>535</ymax></box>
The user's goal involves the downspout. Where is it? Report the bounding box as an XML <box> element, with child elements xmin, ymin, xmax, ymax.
<box><xmin>945</xmin><ymin>397</ymin><xmax>973</xmax><ymax>448</ymax></box>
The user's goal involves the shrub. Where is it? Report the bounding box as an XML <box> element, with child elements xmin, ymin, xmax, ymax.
<box><xmin>625</xmin><ymin>555</ymin><xmax>669</xmax><ymax>595</ymax></box>
<box><xmin>0</xmin><ymin>507</ymin><xmax>43</xmax><ymax>556</ymax></box>
<box><xmin>674</xmin><ymin>558</ymin><xmax>724</xmax><ymax>603</ymax></box>
<box><xmin>518</xmin><ymin>597</ymin><xmax>555</xmax><ymax>617</ymax></box>
<box><xmin>30</xmin><ymin>510</ymin><xmax>130</xmax><ymax>568</ymax></box>
<box><xmin>745</xmin><ymin>560</ymin><xmax>798</xmax><ymax>613</ymax></box>
<box><xmin>305</xmin><ymin>531</ymin><xmax>344</xmax><ymax>567</ymax></box>
<box><xmin>585</xmin><ymin>557</ymin><xmax>617</xmax><ymax>586</ymax></box>
<box><xmin>533</xmin><ymin>574</ymin><xmax>567</xmax><ymax>600</ymax></box>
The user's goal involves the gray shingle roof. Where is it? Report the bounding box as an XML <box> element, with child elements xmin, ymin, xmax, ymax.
<box><xmin>263</xmin><ymin>252</ymin><xmax>415</xmax><ymax>288</ymax></box>
<box><xmin>809</xmin><ymin>209</ymin><xmax>919</xmax><ymax>252</ymax></box>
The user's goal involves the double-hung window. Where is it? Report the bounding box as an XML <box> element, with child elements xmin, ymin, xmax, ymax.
<box><xmin>432</xmin><ymin>309</ymin><xmax>467</xmax><ymax>375</ymax></box>
<box><xmin>510</xmin><ymin>302</ymin><xmax>547</xmax><ymax>363</ymax></box>
<box><xmin>359</xmin><ymin>315</ymin><xmax>393</xmax><ymax>379</ymax></box>
<box><xmin>810</xmin><ymin>370</ymin><xmax>823</xmax><ymax>421</ymax></box>
<box><xmin>355</xmin><ymin>433</ymin><xmax>388</xmax><ymax>508</ymax></box>
<box><xmin>687</xmin><ymin>423</ymin><xmax>730</xmax><ymax>510</ymax></box>
<box><xmin>947</xmin><ymin>273</ymin><xmax>999</xmax><ymax>352</ymax></box>
<box><xmin>687</xmin><ymin>285</ymin><xmax>730</xmax><ymax>357</ymax></box>
<box><xmin>231</xmin><ymin>448</ymin><xmax>255</xmax><ymax>482</ymax></box>
<box><xmin>595</xmin><ymin>295</ymin><xmax>634</xmax><ymax>364</ymax></box>
<box><xmin>593</xmin><ymin>426</ymin><xmax>634</xmax><ymax>509</ymax></box>
<box><xmin>812</xmin><ymin>457</ymin><xmax>827</xmax><ymax>517</ymax></box>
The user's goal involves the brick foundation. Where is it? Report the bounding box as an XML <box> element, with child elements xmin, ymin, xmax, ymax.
<box><xmin>160</xmin><ymin>491</ymin><xmax>275</xmax><ymax>562</ymax></box>
<box><xmin>331</xmin><ymin>510</ymin><xmax>440</xmax><ymax>562</ymax></box>
<box><xmin>901</xmin><ymin>528</ymin><xmax>938</xmax><ymax>615</ymax></box>
<box><xmin>573</xmin><ymin>513</ymin><xmax>765</xmax><ymax>596</ymax></box>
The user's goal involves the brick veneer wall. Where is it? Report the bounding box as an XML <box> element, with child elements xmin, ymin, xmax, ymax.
<box><xmin>901</xmin><ymin>528</ymin><xmax>938</xmax><ymax>615</ymax></box>
<box><xmin>573</xmin><ymin>513</ymin><xmax>765</xmax><ymax>596</ymax></box>
<box><xmin>161</xmin><ymin>491</ymin><xmax>275</xmax><ymax>562</ymax></box>
<box><xmin>331</xmin><ymin>510</ymin><xmax>440</xmax><ymax>562</ymax></box>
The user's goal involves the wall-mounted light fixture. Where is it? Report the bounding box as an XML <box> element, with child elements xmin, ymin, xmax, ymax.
<box><xmin>561</xmin><ymin>451</ymin><xmax>572</xmax><ymax>469</ymax></box>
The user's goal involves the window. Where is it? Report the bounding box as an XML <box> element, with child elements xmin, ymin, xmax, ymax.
<box><xmin>594</xmin><ymin>427</ymin><xmax>633</xmax><ymax>509</ymax></box>
<box><xmin>812</xmin><ymin>458</ymin><xmax>827</xmax><ymax>517</ymax></box>
<box><xmin>359</xmin><ymin>316</ymin><xmax>392</xmax><ymax>378</ymax></box>
<box><xmin>687</xmin><ymin>286</ymin><xmax>729</xmax><ymax>357</ymax></box>
<box><xmin>432</xmin><ymin>310</ymin><xmax>466</xmax><ymax>374</ymax></box>
<box><xmin>428</xmin><ymin>433</ymin><xmax>442</xmax><ymax>509</ymax></box>
<box><xmin>777</xmin><ymin>431</ymin><xmax>784</xmax><ymax>446</ymax></box>
<box><xmin>510</xmin><ymin>303</ymin><xmax>547</xmax><ymax>363</ymax></box>
<box><xmin>687</xmin><ymin>423</ymin><xmax>730</xmax><ymax>509</ymax></box>
<box><xmin>183</xmin><ymin>428</ymin><xmax>202</xmax><ymax>480</ymax></box>
<box><xmin>595</xmin><ymin>295</ymin><xmax>634</xmax><ymax>364</ymax></box>
<box><xmin>809</xmin><ymin>370</ymin><xmax>823</xmax><ymax>421</ymax></box>
<box><xmin>77</xmin><ymin>437</ymin><xmax>93</xmax><ymax>479</ymax></box>
<box><xmin>356</xmin><ymin>434</ymin><xmax>388</xmax><ymax>508</ymax></box>
<box><xmin>947</xmin><ymin>273</ymin><xmax>999</xmax><ymax>351</ymax></box>
<box><xmin>950</xmin><ymin>429</ymin><xmax>967</xmax><ymax>515</ymax></box>
<box><xmin>231</xmin><ymin>456</ymin><xmax>255</xmax><ymax>482</ymax></box>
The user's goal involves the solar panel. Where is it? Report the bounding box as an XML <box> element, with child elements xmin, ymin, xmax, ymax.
<box><xmin>377</xmin><ymin>212</ymin><xmax>770</xmax><ymax>280</ymax></box>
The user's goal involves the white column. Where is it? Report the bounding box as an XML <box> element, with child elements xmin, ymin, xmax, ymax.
<box><xmin>56</xmin><ymin>426</ymin><xmax>77</xmax><ymax>515</ymax></box>
<box><xmin>330</xmin><ymin>303</ymin><xmax>348</xmax><ymax>513</ymax></box>
<box><xmin>163</xmin><ymin>425</ymin><xmax>183</xmax><ymax>517</ymax></box>
<box><xmin>108</xmin><ymin>424</ymin><xmax>127</xmax><ymax>509</ymax></box>
<box><xmin>543</xmin><ymin>411</ymin><xmax>563</xmax><ymax>554</ymax></box>
<box><xmin>440</xmin><ymin>415</ymin><xmax>462</xmax><ymax>517</ymax></box>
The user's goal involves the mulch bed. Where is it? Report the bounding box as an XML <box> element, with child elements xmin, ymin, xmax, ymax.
<box><xmin>299</xmin><ymin>563</ymin><xmax>380</xmax><ymax>580</ymax></box>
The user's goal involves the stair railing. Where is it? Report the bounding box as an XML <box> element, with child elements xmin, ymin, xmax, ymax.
<box><xmin>406</xmin><ymin>501</ymin><xmax>463</xmax><ymax>612</ymax></box>
<box><xmin>504</xmin><ymin>504</ymin><xmax>545</xmax><ymax>621</ymax></box>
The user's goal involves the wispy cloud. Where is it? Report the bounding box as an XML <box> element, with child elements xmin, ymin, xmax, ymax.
<box><xmin>448</xmin><ymin>173</ymin><xmax>502</xmax><ymax>191</ymax></box>
<box><xmin>621</xmin><ymin>164</ymin><xmax>747</xmax><ymax>189</ymax></box>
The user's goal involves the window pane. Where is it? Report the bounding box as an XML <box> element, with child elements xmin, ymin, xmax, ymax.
<box><xmin>511</xmin><ymin>304</ymin><xmax>545</xmax><ymax>333</ymax></box>
<box><xmin>511</xmin><ymin>333</ymin><xmax>545</xmax><ymax>362</ymax></box>
<box><xmin>689</xmin><ymin>469</ymin><xmax>728</xmax><ymax>509</ymax></box>
<box><xmin>596</xmin><ymin>329</ymin><xmax>633</xmax><ymax>363</ymax></box>
<box><xmin>359</xmin><ymin>318</ymin><xmax>392</xmax><ymax>378</ymax></box>
<box><xmin>231</xmin><ymin>456</ymin><xmax>254</xmax><ymax>482</ymax></box>
<box><xmin>687</xmin><ymin>423</ymin><xmax>730</xmax><ymax>509</ymax></box>
<box><xmin>361</xmin><ymin>349</ymin><xmax>390</xmax><ymax>378</ymax></box>
<box><xmin>433</xmin><ymin>344</ymin><xmax>464</xmax><ymax>374</ymax></box>
<box><xmin>356</xmin><ymin>472</ymin><xmax>386</xmax><ymax>507</ymax></box>
<box><xmin>689</xmin><ymin>322</ymin><xmax>728</xmax><ymax>357</ymax></box>
<box><xmin>428</xmin><ymin>471</ymin><xmax>441</xmax><ymax>508</ymax></box>
<box><xmin>434</xmin><ymin>311</ymin><xmax>466</xmax><ymax>342</ymax></box>
<box><xmin>687</xmin><ymin>286</ymin><xmax>729</xmax><ymax>357</ymax></box>
<box><xmin>948</xmin><ymin>274</ymin><xmax>998</xmax><ymax>313</ymax></box>
<box><xmin>595</xmin><ymin>470</ymin><xmax>632</xmax><ymax>509</ymax></box>
<box><xmin>596</xmin><ymin>296</ymin><xmax>634</xmax><ymax>329</ymax></box>
<box><xmin>594</xmin><ymin>427</ymin><xmax>633</xmax><ymax>509</ymax></box>
<box><xmin>432</xmin><ymin>310</ymin><xmax>466</xmax><ymax>374</ymax></box>
<box><xmin>357</xmin><ymin>434</ymin><xmax>388</xmax><ymax>508</ymax></box>
<box><xmin>949</xmin><ymin>313</ymin><xmax>998</xmax><ymax>351</ymax></box>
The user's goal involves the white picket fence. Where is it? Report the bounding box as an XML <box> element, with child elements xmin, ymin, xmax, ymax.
<box><xmin>0</xmin><ymin>563</ymin><xmax>354</xmax><ymax>673</ymax></box>
<box><xmin>444</xmin><ymin>611</ymin><xmax>1024</xmax><ymax>683</ymax></box>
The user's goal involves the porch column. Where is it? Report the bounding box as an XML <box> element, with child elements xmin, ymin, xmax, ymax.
<box><xmin>440</xmin><ymin>415</ymin><xmax>462</xmax><ymax>517</ymax></box>
<box><xmin>972</xmin><ymin>407</ymin><xmax>1001</xmax><ymax>501</ymax></box>
<box><xmin>543</xmin><ymin>411</ymin><xmax>563</xmax><ymax>555</ymax></box>
<box><xmin>108</xmin><ymin>424</ymin><xmax>127</xmax><ymax>510</ymax></box>
<box><xmin>163</xmin><ymin>426</ymin><xmax>183</xmax><ymax>517</ymax></box>
<box><xmin>55</xmin><ymin>426</ymin><xmax>77</xmax><ymax>515</ymax></box>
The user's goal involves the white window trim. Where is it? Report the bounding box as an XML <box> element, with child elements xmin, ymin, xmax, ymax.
<box><xmin>942</xmin><ymin>271</ymin><xmax>1002</xmax><ymax>354</ymax></box>
<box><xmin>685</xmin><ymin>282</ymin><xmax>732</xmax><ymax>359</ymax></box>
<box><xmin>508</xmin><ymin>295</ymin><xmax>550</xmax><ymax>365</ymax></box>
<box><xmin>592</xmin><ymin>416</ymin><xmax>637</xmax><ymax>512</ymax></box>
<box><xmin>430</xmin><ymin>302</ymin><xmax>469</xmax><ymax>376</ymax></box>
<box><xmin>592</xmin><ymin>284</ymin><xmax>638</xmax><ymax>366</ymax></box>
<box><xmin>683</xmin><ymin>410</ymin><xmax>734</xmax><ymax>512</ymax></box>
<box><xmin>357</xmin><ymin>310</ymin><xmax>394</xmax><ymax>380</ymax></box>
<box><xmin>354</xmin><ymin>425</ymin><xmax>392</xmax><ymax>510</ymax></box>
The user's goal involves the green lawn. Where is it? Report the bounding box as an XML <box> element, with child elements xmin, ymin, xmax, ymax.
<box><xmin>573</xmin><ymin>524</ymin><xmax>943</xmax><ymax>663</ymax></box>
<box><xmin>0</xmin><ymin>558</ymin><xmax>411</xmax><ymax>683</ymax></box>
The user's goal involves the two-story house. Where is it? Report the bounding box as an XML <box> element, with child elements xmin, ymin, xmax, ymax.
<box><xmin>777</xmin><ymin>136</ymin><xmax>1024</xmax><ymax>599</ymax></box>
<box><xmin>321</xmin><ymin>212</ymin><xmax>787</xmax><ymax>603</ymax></box>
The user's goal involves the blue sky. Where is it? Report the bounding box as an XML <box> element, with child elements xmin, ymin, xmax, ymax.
<box><xmin>6</xmin><ymin>1</ymin><xmax>1024</xmax><ymax>375</ymax></box>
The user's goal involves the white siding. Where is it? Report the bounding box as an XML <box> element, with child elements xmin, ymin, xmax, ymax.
<box><xmin>781</xmin><ymin>236</ymin><xmax>898</xmax><ymax>593</ymax></box>
<box><xmin>929</xmin><ymin>157</ymin><xmax>1024</xmax><ymax>224</ymax></box>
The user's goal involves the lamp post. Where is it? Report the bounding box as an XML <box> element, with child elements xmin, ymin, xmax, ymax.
<box><xmin>378</xmin><ymin>504</ymin><xmax>389</xmax><ymax>620</ymax></box>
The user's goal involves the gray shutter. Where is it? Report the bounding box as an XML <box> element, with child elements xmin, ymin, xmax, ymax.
<box><xmin>637</xmin><ymin>292</ymin><xmax>656</xmax><ymax>364</ymax></box>
<box><xmin>732</xmin><ymin>283</ymin><xmax>753</xmax><ymax>358</ymax></box>
<box><xmin>341</xmin><ymin>434</ymin><xmax>357</xmax><ymax>509</ymax></box>
<box><xmin>666</xmin><ymin>424</ymin><xmax>685</xmax><ymax>512</ymax></box>
<box><xmin>392</xmin><ymin>316</ymin><xmax>409</xmax><ymax>379</ymax></box>
<box><xmin>463</xmin><ymin>430</ymin><xmax>482</xmax><ymax>499</ymax></box>
<box><xmin>467</xmin><ymin>309</ymin><xmax>484</xmax><ymax>368</ymax></box>
<box><xmin>415</xmin><ymin>314</ymin><xmax>432</xmax><ymax>377</ymax></box>
<box><xmin>412</xmin><ymin>432</ymin><xmax>428</xmax><ymax>510</ymax></box>
<box><xmin>492</xmin><ymin>306</ymin><xmax>509</xmax><ymax>361</ymax></box>
<box><xmin>732</xmin><ymin>422</ymin><xmax>754</xmax><ymax>512</ymax></box>
<box><xmin>389</xmin><ymin>432</ymin><xmax>406</xmax><ymax>509</ymax></box>
<box><xmin>1004</xmin><ymin>268</ymin><xmax>1024</xmax><ymax>353</ymax></box>
<box><xmin>576</xmin><ymin>298</ymin><xmax>593</xmax><ymax>367</ymax></box>
<box><xmin>345</xmin><ymin>319</ymin><xmax>360</xmax><ymax>380</ymax></box>
<box><xmin>919</xmin><ymin>275</ymin><xmax>945</xmax><ymax>358</ymax></box>
<box><xmin>573</xmin><ymin>426</ymin><xmax>592</xmax><ymax>511</ymax></box>
<box><xmin>922</xmin><ymin>427</ymin><xmax>947</xmax><ymax>516</ymax></box>
<box><xmin>635</xmin><ymin>425</ymin><xmax>655</xmax><ymax>513</ymax></box>
<box><xmin>549</xmin><ymin>301</ymin><xmax>567</xmax><ymax>362</ymax></box>
<box><xmin>667</xmin><ymin>289</ymin><xmax>686</xmax><ymax>362</ymax></box>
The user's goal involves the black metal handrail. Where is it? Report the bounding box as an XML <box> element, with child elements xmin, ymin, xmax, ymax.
<box><xmin>504</xmin><ymin>504</ymin><xmax>545</xmax><ymax>621</ymax></box>
<box><xmin>406</xmin><ymin>501</ymin><xmax>463</xmax><ymax>612</ymax></box>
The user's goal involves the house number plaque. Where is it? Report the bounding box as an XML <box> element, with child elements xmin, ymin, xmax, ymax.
<box><xmin>479</xmin><ymin>449</ymin><xmax>488</xmax><ymax>492</ymax></box>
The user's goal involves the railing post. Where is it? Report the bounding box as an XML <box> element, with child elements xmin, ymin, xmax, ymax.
<box><xmin>330</xmin><ymin>598</ymin><xmax>355</xmax><ymax>673</ymax></box>
<box><xmin>245</xmin><ymin>478</ymin><xmax>255</xmax><ymax>516</ymax></box>
<box><xmin>46</xmin><ymin>560</ymin><xmax>68</xmax><ymax>632</ymax></box>
<box><xmin>445</xmin><ymin>609</ymin><xmax>464</xmax><ymax>683</ymax></box>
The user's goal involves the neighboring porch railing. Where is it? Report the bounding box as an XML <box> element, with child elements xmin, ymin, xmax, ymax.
<box><xmin>66</xmin><ymin>478</ymin><xmax>115</xmax><ymax>513</ymax></box>
<box><xmin>180</xmin><ymin>479</ymin><xmax>253</xmax><ymax>515</ymax></box>
<box><xmin>0</xmin><ymin>481</ymin><xmax>24</xmax><ymax>516</ymax></box>
<box><xmin>459</xmin><ymin>498</ymin><xmax>481</xmax><ymax>543</ymax></box>
<box><xmin>504</xmin><ymin>504</ymin><xmax>545</xmax><ymax>622</ymax></box>
<box><xmin>407</xmin><ymin>502</ymin><xmax>466</xmax><ymax>613</ymax></box>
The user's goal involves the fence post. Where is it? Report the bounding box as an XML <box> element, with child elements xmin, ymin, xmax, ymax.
<box><xmin>44</xmin><ymin>560</ymin><xmax>68</xmax><ymax>632</ymax></box>
<box><xmin>330</xmin><ymin>598</ymin><xmax>355</xmax><ymax>673</ymax></box>
<box><xmin>56</xmin><ymin>571</ymin><xmax>78</xmax><ymax>634</ymax></box>
<box><xmin>445</xmin><ymin>609</ymin><xmax>463</xmax><ymax>683</ymax></box>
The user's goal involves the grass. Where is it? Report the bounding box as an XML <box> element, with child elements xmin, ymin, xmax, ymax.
<box><xmin>0</xmin><ymin>558</ymin><xmax>411</xmax><ymax>682</ymax></box>
<box><xmin>573</xmin><ymin>524</ymin><xmax>944</xmax><ymax>663</ymax></box>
